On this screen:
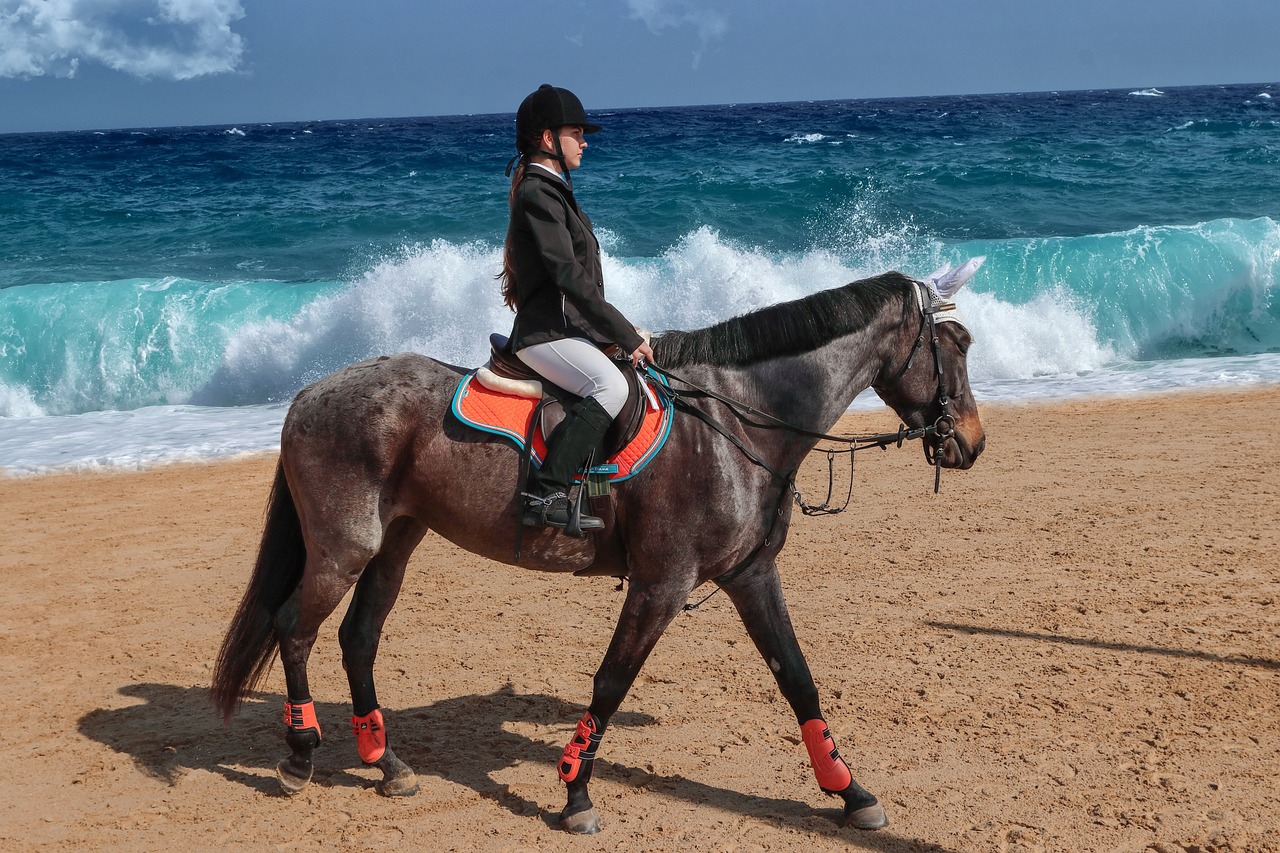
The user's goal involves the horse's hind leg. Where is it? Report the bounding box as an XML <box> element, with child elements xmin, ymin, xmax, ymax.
<box><xmin>718</xmin><ymin>559</ymin><xmax>888</xmax><ymax>830</ymax></box>
<box><xmin>338</xmin><ymin>516</ymin><xmax>427</xmax><ymax>797</ymax></box>
<box><xmin>274</xmin><ymin>536</ymin><xmax>379</xmax><ymax>794</ymax></box>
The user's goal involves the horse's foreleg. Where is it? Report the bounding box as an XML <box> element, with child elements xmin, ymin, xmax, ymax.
<box><xmin>338</xmin><ymin>517</ymin><xmax>427</xmax><ymax>798</ymax></box>
<box><xmin>558</xmin><ymin>577</ymin><xmax>692</xmax><ymax>834</ymax></box>
<box><xmin>719</xmin><ymin>561</ymin><xmax>888</xmax><ymax>830</ymax></box>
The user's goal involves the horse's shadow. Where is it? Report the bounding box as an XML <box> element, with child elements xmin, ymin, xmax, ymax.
<box><xmin>79</xmin><ymin>683</ymin><xmax>954</xmax><ymax>852</ymax></box>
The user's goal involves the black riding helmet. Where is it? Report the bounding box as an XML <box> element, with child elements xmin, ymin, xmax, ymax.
<box><xmin>516</xmin><ymin>84</ymin><xmax>602</xmax><ymax>147</ymax></box>
<box><xmin>508</xmin><ymin>84</ymin><xmax>601</xmax><ymax>187</ymax></box>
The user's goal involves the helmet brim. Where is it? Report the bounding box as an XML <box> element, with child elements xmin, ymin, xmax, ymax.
<box><xmin>557</xmin><ymin>121</ymin><xmax>602</xmax><ymax>134</ymax></box>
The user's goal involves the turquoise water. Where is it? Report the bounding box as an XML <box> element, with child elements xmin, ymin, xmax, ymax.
<box><xmin>2</xmin><ymin>83</ymin><xmax>1278</xmax><ymax>472</ymax></box>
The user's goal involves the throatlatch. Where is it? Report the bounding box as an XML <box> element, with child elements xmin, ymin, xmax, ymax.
<box><xmin>800</xmin><ymin>718</ymin><xmax>853</xmax><ymax>792</ymax></box>
<box><xmin>351</xmin><ymin>708</ymin><xmax>387</xmax><ymax>764</ymax></box>
<box><xmin>283</xmin><ymin>699</ymin><xmax>322</xmax><ymax>742</ymax></box>
<box><xmin>559</xmin><ymin>712</ymin><xmax>604</xmax><ymax>782</ymax></box>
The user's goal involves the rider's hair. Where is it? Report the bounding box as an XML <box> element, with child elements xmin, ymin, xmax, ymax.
<box><xmin>497</xmin><ymin>129</ymin><xmax>544</xmax><ymax>310</ymax></box>
<box><xmin>498</xmin><ymin>161</ymin><xmax>525</xmax><ymax>309</ymax></box>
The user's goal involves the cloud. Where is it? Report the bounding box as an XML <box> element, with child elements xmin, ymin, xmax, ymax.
<box><xmin>626</xmin><ymin>0</ymin><xmax>727</xmax><ymax>70</ymax></box>
<box><xmin>0</xmin><ymin>0</ymin><xmax>246</xmax><ymax>80</ymax></box>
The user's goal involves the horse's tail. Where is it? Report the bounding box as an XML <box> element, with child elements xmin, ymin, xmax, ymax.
<box><xmin>210</xmin><ymin>460</ymin><xmax>306</xmax><ymax>720</ymax></box>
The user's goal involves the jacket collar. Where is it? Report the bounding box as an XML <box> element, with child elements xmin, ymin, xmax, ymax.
<box><xmin>527</xmin><ymin>162</ymin><xmax>566</xmax><ymax>184</ymax></box>
<box><xmin>523</xmin><ymin>163</ymin><xmax>578</xmax><ymax>209</ymax></box>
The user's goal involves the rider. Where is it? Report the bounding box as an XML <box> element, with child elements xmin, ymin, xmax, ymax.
<box><xmin>499</xmin><ymin>84</ymin><xmax>655</xmax><ymax>534</ymax></box>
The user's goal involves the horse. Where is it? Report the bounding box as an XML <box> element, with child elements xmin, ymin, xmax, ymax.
<box><xmin>210</xmin><ymin>268</ymin><xmax>986</xmax><ymax>834</ymax></box>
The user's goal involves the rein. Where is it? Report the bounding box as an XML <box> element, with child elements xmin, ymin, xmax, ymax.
<box><xmin>647</xmin><ymin>280</ymin><xmax>960</xmax><ymax>511</ymax></box>
<box><xmin>650</xmin><ymin>363</ymin><xmax>939</xmax><ymax>516</ymax></box>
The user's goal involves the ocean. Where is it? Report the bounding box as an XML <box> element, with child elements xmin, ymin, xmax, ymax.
<box><xmin>2</xmin><ymin>83</ymin><xmax>1278</xmax><ymax>475</ymax></box>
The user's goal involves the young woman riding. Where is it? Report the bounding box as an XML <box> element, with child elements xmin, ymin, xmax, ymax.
<box><xmin>499</xmin><ymin>84</ymin><xmax>655</xmax><ymax>533</ymax></box>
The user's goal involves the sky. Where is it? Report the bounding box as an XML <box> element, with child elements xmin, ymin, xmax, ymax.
<box><xmin>1</xmin><ymin>0</ymin><xmax>1278</xmax><ymax>134</ymax></box>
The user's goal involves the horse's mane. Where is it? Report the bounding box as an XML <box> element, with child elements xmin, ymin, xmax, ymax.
<box><xmin>652</xmin><ymin>271</ymin><xmax>913</xmax><ymax>368</ymax></box>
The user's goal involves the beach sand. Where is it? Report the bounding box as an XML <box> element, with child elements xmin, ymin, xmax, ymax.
<box><xmin>1</xmin><ymin>387</ymin><xmax>1277</xmax><ymax>852</ymax></box>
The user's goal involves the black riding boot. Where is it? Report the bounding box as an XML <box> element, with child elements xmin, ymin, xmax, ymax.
<box><xmin>523</xmin><ymin>397</ymin><xmax>613</xmax><ymax>534</ymax></box>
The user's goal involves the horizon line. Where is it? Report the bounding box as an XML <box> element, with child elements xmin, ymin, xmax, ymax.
<box><xmin>3</xmin><ymin>79</ymin><xmax>1276</xmax><ymax>138</ymax></box>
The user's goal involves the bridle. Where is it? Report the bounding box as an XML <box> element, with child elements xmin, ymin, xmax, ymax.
<box><xmin>886</xmin><ymin>279</ymin><xmax>968</xmax><ymax>482</ymax></box>
<box><xmin>648</xmin><ymin>279</ymin><xmax>967</xmax><ymax>512</ymax></box>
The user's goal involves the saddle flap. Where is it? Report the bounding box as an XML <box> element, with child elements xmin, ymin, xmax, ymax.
<box><xmin>599</xmin><ymin>366</ymin><xmax>645</xmax><ymax>458</ymax></box>
<box><xmin>538</xmin><ymin>365</ymin><xmax>648</xmax><ymax>459</ymax></box>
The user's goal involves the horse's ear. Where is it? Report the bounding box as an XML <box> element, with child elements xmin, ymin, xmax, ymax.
<box><xmin>925</xmin><ymin>256</ymin><xmax>985</xmax><ymax>298</ymax></box>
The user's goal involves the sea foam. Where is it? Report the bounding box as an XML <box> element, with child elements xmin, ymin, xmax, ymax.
<box><xmin>3</xmin><ymin>224</ymin><xmax>1278</xmax><ymax>474</ymax></box>
<box><xmin>3</xmin><ymin>218</ymin><xmax>1276</xmax><ymax>420</ymax></box>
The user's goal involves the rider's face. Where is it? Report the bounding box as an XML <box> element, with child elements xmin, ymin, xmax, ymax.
<box><xmin>544</xmin><ymin>126</ymin><xmax>587</xmax><ymax>170</ymax></box>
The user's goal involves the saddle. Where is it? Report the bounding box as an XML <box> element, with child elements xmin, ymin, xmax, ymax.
<box><xmin>450</xmin><ymin>334</ymin><xmax>673</xmax><ymax>484</ymax></box>
<box><xmin>481</xmin><ymin>334</ymin><xmax>648</xmax><ymax>460</ymax></box>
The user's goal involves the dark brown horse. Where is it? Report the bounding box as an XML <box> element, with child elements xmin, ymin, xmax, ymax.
<box><xmin>211</xmin><ymin>269</ymin><xmax>986</xmax><ymax>834</ymax></box>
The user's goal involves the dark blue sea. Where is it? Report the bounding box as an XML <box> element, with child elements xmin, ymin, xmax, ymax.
<box><xmin>2</xmin><ymin>83</ymin><xmax>1278</xmax><ymax>473</ymax></box>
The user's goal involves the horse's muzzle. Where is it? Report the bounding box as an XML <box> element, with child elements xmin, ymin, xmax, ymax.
<box><xmin>925</xmin><ymin>415</ymin><xmax>985</xmax><ymax>470</ymax></box>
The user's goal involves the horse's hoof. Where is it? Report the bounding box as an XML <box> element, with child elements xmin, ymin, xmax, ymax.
<box><xmin>559</xmin><ymin>807</ymin><xmax>602</xmax><ymax>834</ymax></box>
<box><xmin>375</xmin><ymin>770</ymin><xmax>419</xmax><ymax>798</ymax></box>
<box><xmin>276</xmin><ymin>759</ymin><xmax>312</xmax><ymax>795</ymax></box>
<box><xmin>372</xmin><ymin>748</ymin><xmax>419</xmax><ymax>797</ymax></box>
<box><xmin>842</xmin><ymin>802</ymin><xmax>889</xmax><ymax>830</ymax></box>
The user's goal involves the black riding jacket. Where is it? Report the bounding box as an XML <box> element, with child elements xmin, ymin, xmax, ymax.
<box><xmin>505</xmin><ymin>168</ymin><xmax>644</xmax><ymax>354</ymax></box>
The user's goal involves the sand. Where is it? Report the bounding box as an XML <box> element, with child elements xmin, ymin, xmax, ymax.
<box><xmin>1</xmin><ymin>387</ymin><xmax>1277</xmax><ymax>853</ymax></box>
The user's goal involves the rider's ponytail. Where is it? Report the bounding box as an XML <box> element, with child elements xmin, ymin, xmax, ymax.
<box><xmin>498</xmin><ymin>157</ymin><xmax>526</xmax><ymax>310</ymax></box>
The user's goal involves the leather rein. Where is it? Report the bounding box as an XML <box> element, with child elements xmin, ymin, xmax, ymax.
<box><xmin>647</xmin><ymin>281</ymin><xmax>961</xmax><ymax>514</ymax></box>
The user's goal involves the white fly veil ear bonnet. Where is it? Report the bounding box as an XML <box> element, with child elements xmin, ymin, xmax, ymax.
<box><xmin>915</xmin><ymin>256</ymin><xmax>984</xmax><ymax>326</ymax></box>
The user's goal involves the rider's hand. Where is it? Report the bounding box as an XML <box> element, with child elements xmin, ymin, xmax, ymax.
<box><xmin>630</xmin><ymin>341</ymin><xmax>655</xmax><ymax>367</ymax></box>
